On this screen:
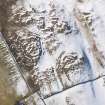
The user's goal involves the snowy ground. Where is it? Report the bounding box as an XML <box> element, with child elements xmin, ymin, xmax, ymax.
<box><xmin>44</xmin><ymin>76</ymin><xmax>105</xmax><ymax>105</ymax></box>
<box><xmin>1</xmin><ymin>0</ymin><xmax>105</xmax><ymax>105</ymax></box>
<box><xmin>20</xmin><ymin>0</ymin><xmax>105</xmax><ymax>104</ymax></box>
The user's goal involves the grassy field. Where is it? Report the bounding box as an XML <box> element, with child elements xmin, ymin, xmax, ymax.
<box><xmin>0</xmin><ymin>62</ymin><xmax>18</xmax><ymax>105</ymax></box>
<box><xmin>0</xmin><ymin>39</ymin><xmax>17</xmax><ymax>105</ymax></box>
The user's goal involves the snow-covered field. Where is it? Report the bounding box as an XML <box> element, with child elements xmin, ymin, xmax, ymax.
<box><xmin>1</xmin><ymin>0</ymin><xmax>105</xmax><ymax>105</ymax></box>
